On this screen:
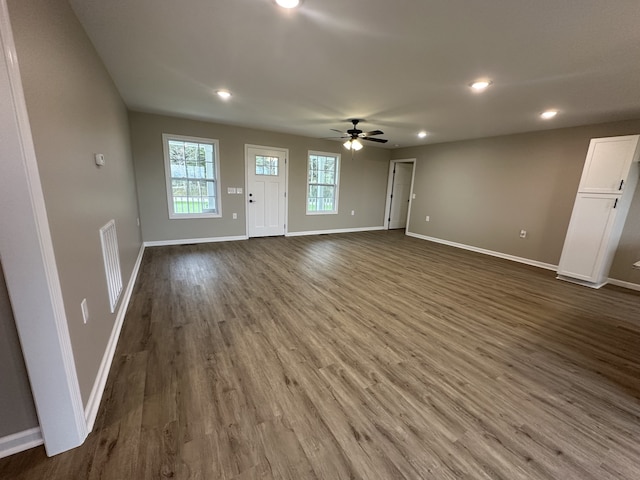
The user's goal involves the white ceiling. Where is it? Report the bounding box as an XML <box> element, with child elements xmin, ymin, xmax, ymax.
<box><xmin>68</xmin><ymin>0</ymin><xmax>640</xmax><ymax>148</ymax></box>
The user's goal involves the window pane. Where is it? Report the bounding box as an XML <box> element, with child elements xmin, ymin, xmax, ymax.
<box><xmin>184</xmin><ymin>142</ymin><xmax>198</xmax><ymax>162</ymax></box>
<box><xmin>255</xmin><ymin>155</ymin><xmax>279</xmax><ymax>176</ymax></box>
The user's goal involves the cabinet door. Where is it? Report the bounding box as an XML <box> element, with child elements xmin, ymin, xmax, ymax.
<box><xmin>557</xmin><ymin>193</ymin><xmax>619</xmax><ymax>282</ymax></box>
<box><xmin>578</xmin><ymin>136</ymin><xmax>639</xmax><ymax>193</ymax></box>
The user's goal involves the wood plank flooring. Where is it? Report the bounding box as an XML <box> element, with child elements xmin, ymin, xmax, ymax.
<box><xmin>2</xmin><ymin>230</ymin><xmax>640</xmax><ymax>479</ymax></box>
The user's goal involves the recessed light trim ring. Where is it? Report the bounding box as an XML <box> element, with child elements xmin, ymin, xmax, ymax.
<box><xmin>275</xmin><ymin>0</ymin><xmax>301</xmax><ymax>8</ymax></box>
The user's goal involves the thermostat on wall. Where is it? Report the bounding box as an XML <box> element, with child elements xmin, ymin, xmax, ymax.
<box><xmin>94</xmin><ymin>153</ymin><xmax>105</xmax><ymax>166</ymax></box>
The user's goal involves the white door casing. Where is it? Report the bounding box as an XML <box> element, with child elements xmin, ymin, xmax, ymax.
<box><xmin>384</xmin><ymin>159</ymin><xmax>416</xmax><ymax>230</ymax></box>
<box><xmin>246</xmin><ymin>145</ymin><xmax>288</xmax><ymax>237</ymax></box>
<box><xmin>389</xmin><ymin>163</ymin><xmax>413</xmax><ymax>229</ymax></box>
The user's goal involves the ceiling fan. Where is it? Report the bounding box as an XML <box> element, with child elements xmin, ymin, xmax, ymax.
<box><xmin>331</xmin><ymin>119</ymin><xmax>388</xmax><ymax>151</ymax></box>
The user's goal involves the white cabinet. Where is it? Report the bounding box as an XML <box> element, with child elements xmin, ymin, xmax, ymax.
<box><xmin>557</xmin><ymin>194</ymin><xmax>620</xmax><ymax>283</ymax></box>
<box><xmin>557</xmin><ymin>135</ymin><xmax>640</xmax><ymax>288</ymax></box>
<box><xmin>579</xmin><ymin>136</ymin><xmax>638</xmax><ymax>193</ymax></box>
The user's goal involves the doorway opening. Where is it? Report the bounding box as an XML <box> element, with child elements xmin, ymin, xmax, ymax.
<box><xmin>384</xmin><ymin>159</ymin><xmax>416</xmax><ymax>231</ymax></box>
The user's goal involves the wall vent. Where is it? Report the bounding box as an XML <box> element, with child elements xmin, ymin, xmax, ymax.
<box><xmin>99</xmin><ymin>220</ymin><xmax>122</xmax><ymax>313</ymax></box>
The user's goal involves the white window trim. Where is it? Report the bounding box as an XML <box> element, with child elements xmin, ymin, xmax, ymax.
<box><xmin>162</xmin><ymin>133</ymin><xmax>222</xmax><ymax>219</ymax></box>
<box><xmin>306</xmin><ymin>150</ymin><xmax>340</xmax><ymax>215</ymax></box>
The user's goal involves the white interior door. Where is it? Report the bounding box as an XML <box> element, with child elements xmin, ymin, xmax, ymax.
<box><xmin>389</xmin><ymin>163</ymin><xmax>413</xmax><ymax>229</ymax></box>
<box><xmin>247</xmin><ymin>146</ymin><xmax>287</xmax><ymax>237</ymax></box>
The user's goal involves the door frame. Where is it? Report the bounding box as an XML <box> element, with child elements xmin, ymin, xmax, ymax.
<box><xmin>244</xmin><ymin>144</ymin><xmax>289</xmax><ymax>237</ymax></box>
<box><xmin>384</xmin><ymin>158</ymin><xmax>416</xmax><ymax>230</ymax></box>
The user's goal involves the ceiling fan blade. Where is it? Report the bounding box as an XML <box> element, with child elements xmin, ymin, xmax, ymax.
<box><xmin>362</xmin><ymin>130</ymin><xmax>384</xmax><ymax>136</ymax></box>
<box><xmin>362</xmin><ymin>137</ymin><xmax>388</xmax><ymax>143</ymax></box>
<box><xmin>330</xmin><ymin>129</ymin><xmax>347</xmax><ymax>134</ymax></box>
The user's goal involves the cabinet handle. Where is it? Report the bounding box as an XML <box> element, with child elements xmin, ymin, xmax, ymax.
<box><xmin>614</xmin><ymin>198</ymin><xmax>618</xmax><ymax>209</ymax></box>
<box><xmin>619</xmin><ymin>179</ymin><xmax>624</xmax><ymax>190</ymax></box>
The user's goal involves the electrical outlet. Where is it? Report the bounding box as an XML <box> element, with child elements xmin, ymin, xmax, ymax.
<box><xmin>351</xmin><ymin>210</ymin><xmax>355</xmax><ymax>216</ymax></box>
<box><xmin>426</xmin><ymin>215</ymin><xmax>430</xmax><ymax>222</ymax></box>
<box><xmin>412</xmin><ymin>193</ymin><xmax>416</xmax><ymax>199</ymax></box>
<box><xmin>519</xmin><ymin>229</ymin><xmax>527</xmax><ymax>238</ymax></box>
<box><xmin>81</xmin><ymin>298</ymin><xmax>89</xmax><ymax>324</ymax></box>
<box><xmin>232</xmin><ymin>213</ymin><xmax>237</xmax><ymax>219</ymax></box>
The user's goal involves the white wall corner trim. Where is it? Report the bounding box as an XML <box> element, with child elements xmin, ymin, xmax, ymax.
<box><xmin>405</xmin><ymin>231</ymin><xmax>558</xmax><ymax>271</ymax></box>
<box><xmin>0</xmin><ymin>427</ymin><xmax>43</xmax><ymax>459</ymax></box>
<box><xmin>85</xmin><ymin>243</ymin><xmax>145</xmax><ymax>432</ymax></box>
<box><xmin>0</xmin><ymin>1</ymin><xmax>87</xmax><ymax>456</ymax></box>
<box><xmin>607</xmin><ymin>278</ymin><xmax>640</xmax><ymax>292</ymax></box>
<box><xmin>144</xmin><ymin>235</ymin><xmax>248</xmax><ymax>247</ymax></box>
<box><xmin>286</xmin><ymin>226</ymin><xmax>385</xmax><ymax>237</ymax></box>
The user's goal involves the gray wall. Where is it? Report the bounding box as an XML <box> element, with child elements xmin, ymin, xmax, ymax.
<box><xmin>0</xmin><ymin>259</ymin><xmax>38</xmax><ymax>438</ymax></box>
<box><xmin>130</xmin><ymin>112</ymin><xmax>390</xmax><ymax>241</ymax></box>
<box><xmin>393</xmin><ymin>119</ymin><xmax>640</xmax><ymax>284</ymax></box>
<box><xmin>8</xmin><ymin>0</ymin><xmax>142</xmax><ymax>404</ymax></box>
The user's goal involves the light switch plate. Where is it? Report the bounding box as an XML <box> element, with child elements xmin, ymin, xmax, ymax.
<box><xmin>94</xmin><ymin>153</ymin><xmax>105</xmax><ymax>166</ymax></box>
<box><xmin>236</xmin><ymin>187</ymin><xmax>243</xmax><ymax>194</ymax></box>
<box><xmin>227</xmin><ymin>187</ymin><xmax>236</xmax><ymax>194</ymax></box>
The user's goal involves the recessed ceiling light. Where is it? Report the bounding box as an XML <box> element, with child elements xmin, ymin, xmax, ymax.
<box><xmin>470</xmin><ymin>80</ymin><xmax>492</xmax><ymax>92</ymax></box>
<box><xmin>216</xmin><ymin>90</ymin><xmax>231</xmax><ymax>99</ymax></box>
<box><xmin>275</xmin><ymin>0</ymin><xmax>300</xmax><ymax>8</ymax></box>
<box><xmin>540</xmin><ymin>110</ymin><xmax>558</xmax><ymax>119</ymax></box>
<box><xmin>418</xmin><ymin>131</ymin><xmax>428</xmax><ymax>138</ymax></box>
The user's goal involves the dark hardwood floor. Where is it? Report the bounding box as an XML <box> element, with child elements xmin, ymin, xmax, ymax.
<box><xmin>2</xmin><ymin>230</ymin><xmax>640</xmax><ymax>479</ymax></box>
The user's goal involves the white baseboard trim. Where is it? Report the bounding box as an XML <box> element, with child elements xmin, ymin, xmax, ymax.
<box><xmin>556</xmin><ymin>274</ymin><xmax>606</xmax><ymax>289</ymax></box>
<box><xmin>84</xmin><ymin>243</ymin><xmax>145</xmax><ymax>432</ymax></box>
<box><xmin>608</xmin><ymin>278</ymin><xmax>640</xmax><ymax>292</ymax></box>
<box><xmin>406</xmin><ymin>231</ymin><xmax>558</xmax><ymax>271</ymax></box>
<box><xmin>144</xmin><ymin>235</ymin><xmax>248</xmax><ymax>247</ymax></box>
<box><xmin>0</xmin><ymin>427</ymin><xmax>43</xmax><ymax>459</ymax></box>
<box><xmin>285</xmin><ymin>226</ymin><xmax>385</xmax><ymax>237</ymax></box>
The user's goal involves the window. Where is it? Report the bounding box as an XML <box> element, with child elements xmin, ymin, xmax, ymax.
<box><xmin>307</xmin><ymin>151</ymin><xmax>340</xmax><ymax>214</ymax></box>
<box><xmin>255</xmin><ymin>155</ymin><xmax>279</xmax><ymax>176</ymax></box>
<box><xmin>162</xmin><ymin>134</ymin><xmax>221</xmax><ymax>219</ymax></box>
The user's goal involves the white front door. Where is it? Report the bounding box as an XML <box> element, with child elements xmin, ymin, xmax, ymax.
<box><xmin>246</xmin><ymin>146</ymin><xmax>287</xmax><ymax>237</ymax></box>
<box><xmin>389</xmin><ymin>162</ymin><xmax>413</xmax><ymax>229</ymax></box>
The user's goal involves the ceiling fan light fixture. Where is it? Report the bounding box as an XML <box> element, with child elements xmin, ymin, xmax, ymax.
<box><xmin>216</xmin><ymin>89</ymin><xmax>232</xmax><ymax>99</ymax></box>
<box><xmin>344</xmin><ymin>139</ymin><xmax>363</xmax><ymax>151</ymax></box>
<box><xmin>275</xmin><ymin>0</ymin><xmax>300</xmax><ymax>8</ymax></box>
<box><xmin>418</xmin><ymin>131</ymin><xmax>428</xmax><ymax>138</ymax></box>
<box><xmin>540</xmin><ymin>109</ymin><xmax>558</xmax><ymax>119</ymax></box>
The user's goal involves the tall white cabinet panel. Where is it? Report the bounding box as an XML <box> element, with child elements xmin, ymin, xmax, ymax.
<box><xmin>557</xmin><ymin>194</ymin><xmax>619</xmax><ymax>282</ymax></box>
<box><xmin>557</xmin><ymin>135</ymin><xmax>640</xmax><ymax>288</ymax></box>
<box><xmin>579</xmin><ymin>136</ymin><xmax>637</xmax><ymax>193</ymax></box>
